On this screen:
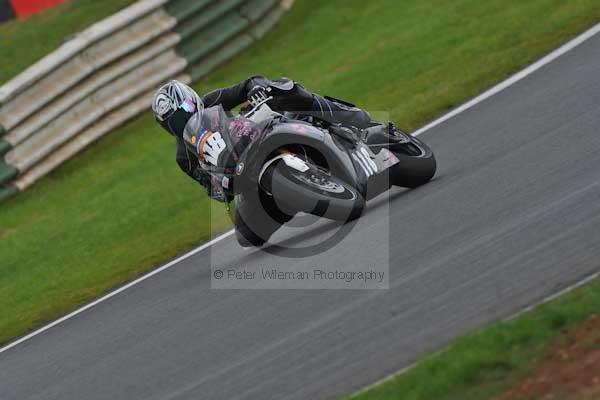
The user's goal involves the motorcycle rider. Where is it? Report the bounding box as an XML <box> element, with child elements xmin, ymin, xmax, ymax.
<box><xmin>152</xmin><ymin>77</ymin><xmax>373</xmax><ymax>247</ymax></box>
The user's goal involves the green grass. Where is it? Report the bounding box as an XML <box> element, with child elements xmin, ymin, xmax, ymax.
<box><xmin>0</xmin><ymin>115</ymin><xmax>231</xmax><ymax>343</ymax></box>
<box><xmin>202</xmin><ymin>0</ymin><xmax>600</xmax><ymax>130</ymax></box>
<box><xmin>350</xmin><ymin>277</ymin><xmax>600</xmax><ymax>400</ymax></box>
<box><xmin>0</xmin><ymin>0</ymin><xmax>135</xmax><ymax>85</ymax></box>
<box><xmin>1</xmin><ymin>0</ymin><xmax>599</xmax><ymax>352</ymax></box>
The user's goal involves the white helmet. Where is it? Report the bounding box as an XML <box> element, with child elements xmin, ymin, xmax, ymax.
<box><xmin>152</xmin><ymin>80</ymin><xmax>203</xmax><ymax>138</ymax></box>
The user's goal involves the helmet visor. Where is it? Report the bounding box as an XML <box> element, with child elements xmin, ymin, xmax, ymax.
<box><xmin>158</xmin><ymin>107</ymin><xmax>195</xmax><ymax>138</ymax></box>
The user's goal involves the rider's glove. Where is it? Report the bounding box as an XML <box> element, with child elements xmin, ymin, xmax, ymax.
<box><xmin>247</xmin><ymin>85</ymin><xmax>272</xmax><ymax>107</ymax></box>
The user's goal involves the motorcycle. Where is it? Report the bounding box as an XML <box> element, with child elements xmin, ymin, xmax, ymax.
<box><xmin>187</xmin><ymin>93</ymin><xmax>436</xmax><ymax>227</ymax></box>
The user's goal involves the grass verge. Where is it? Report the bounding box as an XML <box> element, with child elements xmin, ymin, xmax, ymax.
<box><xmin>349</xmin><ymin>276</ymin><xmax>600</xmax><ymax>400</ymax></box>
<box><xmin>1</xmin><ymin>0</ymin><xmax>600</xmax><ymax>348</ymax></box>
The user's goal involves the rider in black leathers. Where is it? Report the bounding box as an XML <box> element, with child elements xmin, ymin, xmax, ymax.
<box><xmin>153</xmin><ymin>76</ymin><xmax>372</xmax><ymax>247</ymax></box>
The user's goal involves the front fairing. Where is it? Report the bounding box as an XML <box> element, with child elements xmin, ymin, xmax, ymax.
<box><xmin>182</xmin><ymin>106</ymin><xmax>261</xmax><ymax>197</ymax></box>
<box><xmin>182</xmin><ymin>106</ymin><xmax>229</xmax><ymax>163</ymax></box>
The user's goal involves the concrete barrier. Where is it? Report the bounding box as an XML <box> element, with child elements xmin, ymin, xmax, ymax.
<box><xmin>14</xmin><ymin>74</ymin><xmax>192</xmax><ymax>191</ymax></box>
<box><xmin>0</xmin><ymin>0</ymin><xmax>169</xmax><ymax>105</ymax></box>
<box><xmin>6</xmin><ymin>50</ymin><xmax>186</xmax><ymax>172</ymax></box>
<box><xmin>2</xmin><ymin>35</ymin><xmax>179</xmax><ymax>151</ymax></box>
<box><xmin>0</xmin><ymin>9</ymin><xmax>176</xmax><ymax>135</ymax></box>
<box><xmin>0</xmin><ymin>0</ymin><xmax>293</xmax><ymax>203</ymax></box>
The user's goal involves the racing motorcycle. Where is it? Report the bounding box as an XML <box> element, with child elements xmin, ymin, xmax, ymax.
<box><xmin>190</xmin><ymin>93</ymin><xmax>436</xmax><ymax>224</ymax></box>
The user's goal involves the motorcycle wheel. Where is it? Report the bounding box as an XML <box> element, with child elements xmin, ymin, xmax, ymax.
<box><xmin>261</xmin><ymin>160</ymin><xmax>365</xmax><ymax>222</ymax></box>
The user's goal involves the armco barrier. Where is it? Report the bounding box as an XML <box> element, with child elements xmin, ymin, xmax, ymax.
<box><xmin>0</xmin><ymin>0</ymin><xmax>293</xmax><ymax>202</ymax></box>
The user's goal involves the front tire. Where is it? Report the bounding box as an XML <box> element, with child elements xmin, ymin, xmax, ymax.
<box><xmin>261</xmin><ymin>160</ymin><xmax>364</xmax><ymax>222</ymax></box>
<box><xmin>390</xmin><ymin>135</ymin><xmax>436</xmax><ymax>188</ymax></box>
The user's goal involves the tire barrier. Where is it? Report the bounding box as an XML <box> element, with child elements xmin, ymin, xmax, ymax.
<box><xmin>0</xmin><ymin>0</ymin><xmax>293</xmax><ymax>203</ymax></box>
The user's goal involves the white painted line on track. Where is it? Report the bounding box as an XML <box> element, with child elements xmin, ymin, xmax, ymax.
<box><xmin>2</xmin><ymin>21</ymin><xmax>600</xmax><ymax>356</ymax></box>
<box><xmin>0</xmin><ymin>230</ymin><xmax>235</xmax><ymax>354</ymax></box>
<box><xmin>353</xmin><ymin>20</ymin><xmax>600</xmax><ymax>397</ymax></box>
<box><xmin>504</xmin><ymin>271</ymin><xmax>600</xmax><ymax>322</ymax></box>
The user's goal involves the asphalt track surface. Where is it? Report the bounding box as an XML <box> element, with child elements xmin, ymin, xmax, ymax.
<box><xmin>3</xmin><ymin>28</ymin><xmax>600</xmax><ymax>400</ymax></box>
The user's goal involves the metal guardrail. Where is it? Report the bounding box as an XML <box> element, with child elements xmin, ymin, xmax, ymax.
<box><xmin>0</xmin><ymin>0</ymin><xmax>292</xmax><ymax>203</ymax></box>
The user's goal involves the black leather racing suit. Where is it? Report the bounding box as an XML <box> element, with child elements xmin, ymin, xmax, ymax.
<box><xmin>175</xmin><ymin>76</ymin><xmax>371</xmax><ymax>246</ymax></box>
